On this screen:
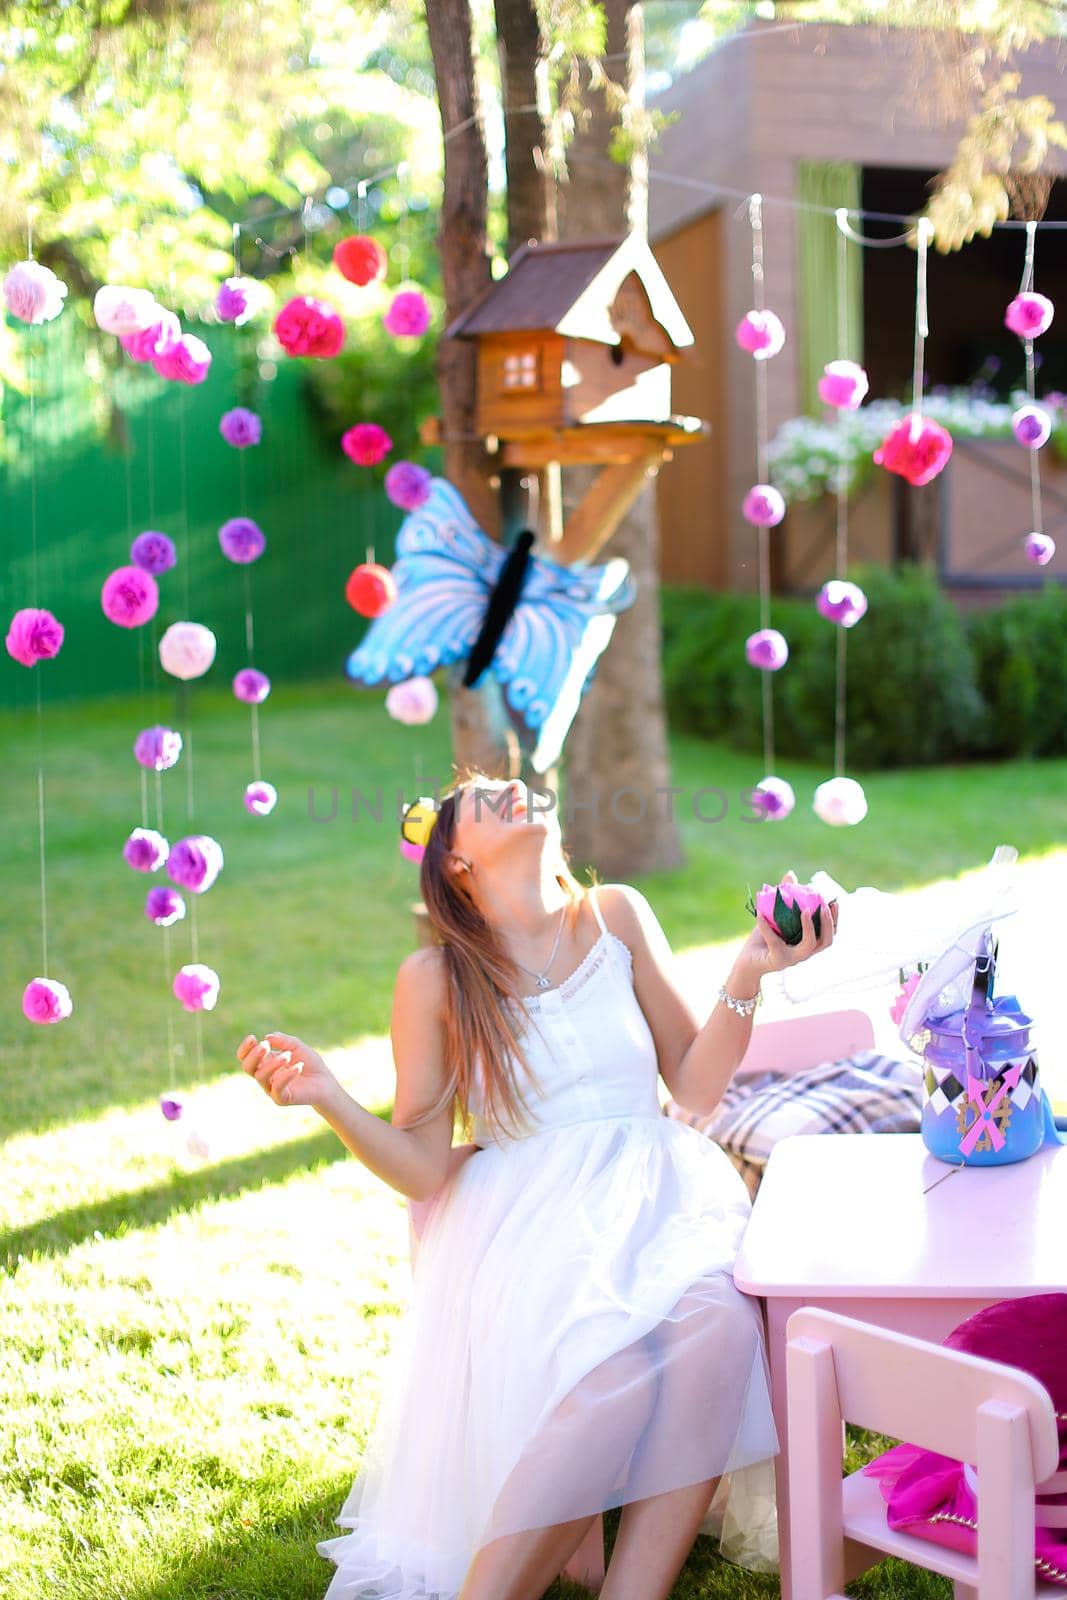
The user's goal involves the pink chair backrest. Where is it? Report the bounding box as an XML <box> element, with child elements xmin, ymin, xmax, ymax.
<box><xmin>737</xmin><ymin>1009</ymin><xmax>876</xmax><ymax>1079</ymax></box>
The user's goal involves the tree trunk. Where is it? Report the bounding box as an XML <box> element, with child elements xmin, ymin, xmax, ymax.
<box><xmin>555</xmin><ymin>1</ymin><xmax>683</xmax><ymax>877</ymax></box>
<box><xmin>494</xmin><ymin>0</ymin><xmax>551</xmax><ymax>256</ymax></box>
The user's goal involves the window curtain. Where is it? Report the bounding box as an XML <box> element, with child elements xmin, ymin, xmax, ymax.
<box><xmin>795</xmin><ymin>161</ymin><xmax>864</xmax><ymax>416</ymax></box>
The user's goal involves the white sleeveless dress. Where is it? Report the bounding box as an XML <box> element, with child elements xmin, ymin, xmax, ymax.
<box><xmin>318</xmin><ymin>888</ymin><xmax>779</xmax><ymax>1599</ymax></box>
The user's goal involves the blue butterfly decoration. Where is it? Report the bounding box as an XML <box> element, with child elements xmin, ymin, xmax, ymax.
<box><xmin>346</xmin><ymin>477</ymin><xmax>635</xmax><ymax>772</ymax></box>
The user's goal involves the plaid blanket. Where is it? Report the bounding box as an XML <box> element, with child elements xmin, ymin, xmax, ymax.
<box><xmin>664</xmin><ymin>1050</ymin><xmax>923</xmax><ymax>1196</ymax></box>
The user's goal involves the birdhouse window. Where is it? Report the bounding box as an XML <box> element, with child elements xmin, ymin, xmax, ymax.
<box><xmin>500</xmin><ymin>350</ymin><xmax>540</xmax><ymax>393</ymax></box>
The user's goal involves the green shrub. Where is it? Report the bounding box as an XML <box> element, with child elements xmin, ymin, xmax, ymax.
<box><xmin>967</xmin><ymin>584</ymin><xmax>1067</xmax><ymax>758</ymax></box>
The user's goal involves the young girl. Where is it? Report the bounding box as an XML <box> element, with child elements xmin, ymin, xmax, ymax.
<box><xmin>237</xmin><ymin>773</ymin><xmax>837</xmax><ymax>1600</ymax></box>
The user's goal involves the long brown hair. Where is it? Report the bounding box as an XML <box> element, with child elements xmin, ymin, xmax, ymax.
<box><xmin>409</xmin><ymin>772</ymin><xmax>587</xmax><ymax>1141</ymax></box>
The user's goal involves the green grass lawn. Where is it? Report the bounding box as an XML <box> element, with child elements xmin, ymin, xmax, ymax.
<box><xmin>3</xmin><ymin>679</ymin><xmax>1063</xmax><ymax>1599</ymax></box>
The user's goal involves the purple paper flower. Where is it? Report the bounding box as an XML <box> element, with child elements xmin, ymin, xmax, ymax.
<box><xmin>173</xmin><ymin>963</ymin><xmax>220</xmax><ymax>1013</ymax></box>
<box><xmin>385</xmin><ymin>676</ymin><xmax>438</xmax><ymax>725</ymax></box>
<box><xmin>751</xmin><ymin>776</ymin><xmax>795</xmax><ymax>821</ymax></box>
<box><xmin>130</xmin><ymin>531</ymin><xmax>177</xmax><ymax>575</ymax></box>
<box><xmin>160</xmin><ymin>1094</ymin><xmax>184</xmax><ymax>1121</ymax></box>
<box><xmin>384</xmin><ymin>461</ymin><xmax>433</xmax><ymax>511</ymax></box>
<box><xmin>124</xmin><ymin>827</ymin><xmax>170</xmax><ymax>873</ymax></box>
<box><xmin>216</xmin><ymin>277</ymin><xmax>256</xmax><ymax>324</ymax></box>
<box><xmin>1024</xmin><ymin>531</ymin><xmax>1056</xmax><ymax>566</ymax></box>
<box><xmin>813</xmin><ymin>775</ymin><xmax>868</xmax><ymax>827</ymax></box>
<box><xmin>742</xmin><ymin>485</ymin><xmax>786</xmax><ymax>528</ymax></box>
<box><xmin>233</xmin><ymin>668</ymin><xmax>271</xmax><ymax>704</ymax></box>
<box><xmin>818</xmin><ymin>360</ymin><xmax>869</xmax><ymax>410</ymax></box>
<box><xmin>159</xmin><ymin>621</ymin><xmax>217</xmax><ymax>681</ymax></box>
<box><xmin>1011</xmin><ymin>404</ymin><xmax>1051</xmax><ymax>450</ymax></box>
<box><xmin>152</xmin><ymin>333</ymin><xmax>212</xmax><ymax>385</ymax></box>
<box><xmin>383</xmin><ymin>290</ymin><xmax>432</xmax><ymax>339</ymax></box>
<box><xmin>218</xmin><ymin>517</ymin><xmax>266</xmax><ymax>564</ymax></box>
<box><xmin>120</xmin><ymin>309</ymin><xmax>181</xmax><ymax>364</ymax></box>
<box><xmin>5</xmin><ymin>608</ymin><xmax>64</xmax><ymax>667</ymax></box>
<box><xmin>4</xmin><ymin>260</ymin><xmax>67</xmax><ymax>324</ymax></box>
<box><xmin>134</xmin><ymin>725</ymin><xmax>183</xmax><ymax>772</ymax></box>
<box><xmin>219</xmin><ymin>407</ymin><xmax>262</xmax><ymax>449</ymax></box>
<box><xmin>244</xmin><ymin>781</ymin><xmax>278</xmax><ymax>816</ymax></box>
<box><xmin>145</xmin><ymin>885</ymin><xmax>186</xmax><ymax>926</ymax></box>
<box><xmin>101</xmin><ymin>566</ymin><xmax>159</xmax><ymax>628</ymax></box>
<box><xmin>22</xmin><ymin>977</ymin><xmax>73</xmax><ymax>1024</ymax></box>
<box><xmin>735</xmin><ymin>310</ymin><xmax>785</xmax><ymax>360</ymax></box>
<box><xmin>167</xmin><ymin>835</ymin><xmax>224</xmax><ymax>894</ymax></box>
<box><xmin>94</xmin><ymin>284</ymin><xmax>157</xmax><ymax>336</ymax></box>
<box><xmin>1005</xmin><ymin>292</ymin><xmax>1054</xmax><ymax>340</ymax></box>
<box><xmin>745</xmin><ymin>628</ymin><xmax>789</xmax><ymax>671</ymax></box>
<box><xmin>816</xmin><ymin>579</ymin><xmax>868</xmax><ymax>628</ymax></box>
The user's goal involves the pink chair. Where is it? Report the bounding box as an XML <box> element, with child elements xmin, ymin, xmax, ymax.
<box><xmin>785</xmin><ymin>1306</ymin><xmax>1062</xmax><ymax>1600</ymax></box>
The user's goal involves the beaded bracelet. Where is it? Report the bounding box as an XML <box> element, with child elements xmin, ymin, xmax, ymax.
<box><xmin>717</xmin><ymin>984</ymin><xmax>763</xmax><ymax>1018</ymax></box>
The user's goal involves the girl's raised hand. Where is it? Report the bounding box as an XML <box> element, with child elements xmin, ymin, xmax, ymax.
<box><xmin>235</xmin><ymin>1031</ymin><xmax>337</xmax><ymax>1109</ymax></box>
<box><xmin>740</xmin><ymin>869</ymin><xmax>839</xmax><ymax>978</ymax></box>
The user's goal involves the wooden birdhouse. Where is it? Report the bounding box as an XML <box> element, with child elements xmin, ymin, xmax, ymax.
<box><xmin>445</xmin><ymin>235</ymin><xmax>704</xmax><ymax>469</ymax></box>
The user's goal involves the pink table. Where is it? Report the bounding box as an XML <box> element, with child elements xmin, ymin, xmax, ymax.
<box><xmin>733</xmin><ymin>1133</ymin><xmax>1067</xmax><ymax>1600</ymax></box>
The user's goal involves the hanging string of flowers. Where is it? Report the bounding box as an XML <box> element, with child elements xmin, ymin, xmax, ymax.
<box><xmin>1007</xmin><ymin>220</ymin><xmax>1057</xmax><ymax>570</ymax></box>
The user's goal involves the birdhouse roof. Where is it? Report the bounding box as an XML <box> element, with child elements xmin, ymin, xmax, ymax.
<box><xmin>446</xmin><ymin>235</ymin><xmax>694</xmax><ymax>350</ymax></box>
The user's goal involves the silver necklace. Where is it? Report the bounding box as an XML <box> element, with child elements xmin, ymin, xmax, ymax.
<box><xmin>511</xmin><ymin>904</ymin><xmax>568</xmax><ymax>990</ymax></box>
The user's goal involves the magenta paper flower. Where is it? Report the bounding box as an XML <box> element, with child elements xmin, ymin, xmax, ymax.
<box><xmin>94</xmin><ymin>284</ymin><xmax>157</xmax><ymax>336</ymax></box>
<box><xmin>342</xmin><ymin>423</ymin><xmax>393</xmax><ymax>467</ymax></box>
<box><xmin>816</xmin><ymin>579</ymin><xmax>868</xmax><ymax>628</ymax></box>
<box><xmin>745</xmin><ymin>628</ymin><xmax>789</xmax><ymax>671</ymax></box>
<box><xmin>384</xmin><ymin>461</ymin><xmax>433</xmax><ymax>511</ymax></box>
<box><xmin>383</xmin><ymin>290</ymin><xmax>431</xmax><ymax>339</ymax></box>
<box><xmin>159</xmin><ymin>621</ymin><xmax>217</xmax><ymax>680</ymax></box>
<box><xmin>1024</xmin><ymin>531</ymin><xmax>1056</xmax><ymax>565</ymax></box>
<box><xmin>813</xmin><ymin>775</ymin><xmax>868</xmax><ymax>827</ymax></box>
<box><xmin>818</xmin><ymin>359</ymin><xmax>869</xmax><ymax>410</ymax></box>
<box><xmin>400</xmin><ymin>838</ymin><xmax>425</xmax><ymax>865</ymax></box>
<box><xmin>219</xmin><ymin>408</ymin><xmax>262</xmax><ymax>449</ymax></box>
<box><xmin>1005</xmin><ymin>292</ymin><xmax>1054</xmax><ymax>340</ymax></box>
<box><xmin>101</xmin><ymin>566</ymin><xmax>159</xmax><ymax>629</ymax></box>
<box><xmin>218</xmin><ymin>517</ymin><xmax>265</xmax><ymax>564</ymax></box>
<box><xmin>216</xmin><ymin>277</ymin><xmax>256</xmax><ymax>324</ymax></box>
<box><xmin>173</xmin><ymin>963</ymin><xmax>220</xmax><ymax>1013</ymax></box>
<box><xmin>889</xmin><ymin>971</ymin><xmax>923</xmax><ymax>1026</ymax></box>
<box><xmin>120</xmin><ymin>309</ymin><xmax>181</xmax><ymax>364</ymax></box>
<box><xmin>22</xmin><ymin>977</ymin><xmax>73</xmax><ymax>1024</ymax></box>
<box><xmin>751</xmin><ymin>775</ymin><xmax>795</xmax><ymax>821</ymax></box>
<box><xmin>754</xmin><ymin>879</ymin><xmax>826</xmax><ymax>942</ymax></box>
<box><xmin>386</xmin><ymin>676</ymin><xmax>438</xmax><ymax>725</ymax></box>
<box><xmin>124</xmin><ymin>827</ymin><xmax>170</xmax><ymax>873</ymax></box>
<box><xmin>1011</xmin><ymin>404</ymin><xmax>1051</xmax><ymax>449</ymax></box>
<box><xmin>735</xmin><ymin>310</ymin><xmax>785</xmax><ymax>360</ymax></box>
<box><xmin>134</xmin><ymin>724</ymin><xmax>183</xmax><ymax>771</ymax></box>
<box><xmin>274</xmin><ymin>295</ymin><xmax>345</xmax><ymax>358</ymax></box>
<box><xmin>160</xmin><ymin>1094</ymin><xmax>184</xmax><ymax>1121</ymax></box>
<box><xmin>742</xmin><ymin>485</ymin><xmax>786</xmax><ymax>528</ymax></box>
<box><xmin>233</xmin><ymin>668</ymin><xmax>271</xmax><ymax>704</ymax></box>
<box><xmin>152</xmin><ymin>333</ymin><xmax>212</xmax><ymax>385</ymax></box>
<box><xmin>244</xmin><ymin>781</ymin><xmax>278</xmax><ymax>816</ymax></box>
<box><xmin>4</xmin><ymin>260</ymin><xmax>67</xmax><ymax>324</ymax></box>
<box><xmin>874</xmin><ymin>414</ymin><xmax>953</xmax><ymax>487</ymax></box>
<box><xmin>130</xmin><ymin>530</ymin><xmax>177</xmax><ymax>575</ymax></box>
<box><xmin>5</xmin><ymin>608</ymin><xmax>64</xmax><ymax>667</ymax></box>
<box><xmin>145</xmin><ymin>885</ymin><xmax>186</xmax><ymax>926</ymax></box>
<box><xmin>167</xmin><ymin>835</ymin><xmax>224</xmax><ymax>894</ymax></box>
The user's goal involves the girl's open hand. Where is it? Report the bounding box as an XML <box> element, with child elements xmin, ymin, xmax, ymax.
<box><xmin>235</xmin><ymin>1031</ymin><xmax>337</xmax><ymax>1109</ymax></box>
<box><xmin>739</xmin><ymin>869</ymin><xmax>839</xmax><ymax>979</ymax></box>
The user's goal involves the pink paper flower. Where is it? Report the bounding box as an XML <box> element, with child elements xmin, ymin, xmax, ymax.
<box><xmin>742</xmin><ymin>485</ymin><xmax>786</xmax><ymax>528</ymax></box>
<box><xmin>22</xmin><ymin>977</ymin><xmax>73</xmax><ymax>1024</ymax></box>
<box><xmin>874</xmin><ymin>414</ymin><xmax>953</xmax><ymax>487</ymax></box>
<box><xmin>274</xmin><ymin>295</ymin><xmax>345</xmax><ymax>358</ymax></box>
<box><xmin>216</xmin><ymin>277</ymin><xmax>256</xmax><ymax>324</ymax></box>
<box><xmin>400</xmin><ymin>838</ymin><xmax>425</xmax><ymax>865</ymax></box>
<box><xmin>146</xmin><ymin>885</ymin><xmax>186</xmax><ymax>926</ymax></box>
<box><xmin>813</xmin><ymin>775</ymin><xmax>868</xmax><ymax>827</ymax></box>
<box><xmin>383</xmin><ymin>290</ymin><xmax>431</xmax><ymax>339</ymax></box>
<box><xmin>386</xmin><ymin>676</ymin><xmax>438</xmax><ymax>725</ymax></box>
<box><xmin>124</xmin><ymin>827</ymin><xmax>170</xmax><ymax>873</ymax></box>
<box><xmin>4</xmin><ymin>260</ymin><xmax>68</xmax><ymax>324</ymax></box>
<box><xmin>1011</xmin><ymin>404</ymin><xmax>1051</xmax><ymax>449</ymax></box>
<box><xmin>94</xmin><ymin>284</ymin><xmax>158</xmax><ymax>336</ymax></box>
<box><xmin>818</xmin><ymin>359</ymin><xmax>869</xmax><ymax>410</ymax></box>
<box><xmin>889</xmin><ymin>971</ymin><xmax>923</xmax><ymax>1026</ymax></box>
<box><xmin>342</xmin><ymin>423</ymin><xmax>393</xmax><ymax>467</ymax></box>
<box><xmin>218</xmin><ymin>517</ymin><xmax>266</xmax><ymax>564</ymax></box>
<box><xmin>219</xmin><ymin>408</ymin><xmax>262</xmax><ymax>449</ymax></box>
<box><xmin>751</xmin><ymin>775</ymin><xmax>795</xmax><ymax>821</ymax></box>
<box><xmin>173</xmin><ymin>963</ymin><xmax>220</xmax><ymax>1013</ymax></box>
<box><xmin>130</xmin><ymin>530</ymin><xmax>176</xmax><ymax>575</ymax></box>
<box><xmin>745</xmin><ymin>628</ymin><xmax>789</xmax><ymax>671</ymax></box>
<box><xmin>159</xmin><ymin>621</ymin><xmax>217</xmax><ymax>680</ymax></box>
<box><xmin>152</xmin><ymin>333</ymin><xmax>212</xmax><ymax>385</ymax></box>
<box><xmin>816</xmin><ymin>580</ymin><xmax>868</xmax><ymax>628</ymax></box>
<box><xmin>160</xmin><ymin>1094</ymin><xmax>184</xmax><ymax>1121</ymax></box>
<box><xmin>244</xmin><ymin>781</ymin><xmax>278</xmax><ymax>816</ymax></box>
<box><xmin>1005</xmin><ymin>292</ymin><xmax>1054</xmax><ymax>340</ymax></box>
<box><xmin>120</xmin><ymin>309</ymin><xmax>181</xmax><ymax>364</ymax></box>
<box><xmin>334</xmin><ymin>235</ymin><xmax>387</xmax><ymax>286</ymax></box>
<box><xmin>754</xmin><ymin>879</ymin><xmax>827</xmax><ymax>942</ymax></box>
<box><xmin>233</xmin><ymin>668</ymin><xmax>270</xmax><ymax>704</ymax></box>
<box><xmin>5</xmin><ymin>608</ymin><xmax>64</xmax><ymax>667</ymax></box>
<box><xmin>101</xmin><ymin>566</ymin><xmax>159</xmax><ymax>628</ymax></box>
<box><xmin>167</xmin><ymin>835</ymin><xmax>224</xmax><ymax>894</ymax></box>
<box><xmin>384</xmin><ymin>461</ymin><xmax>433</xmax><ymax>511</ymax></box>
<box><xmin>1024</xmin><ymin>531</ymin><xmax>1056</xmax><ymax>565</ymax></box>
<box><xmin>735</xmin><ymin>310</ymin><xmax>785</xmax><ymax>360</ymax></box>
<box><xmin>134</xmin><ymin>725</ymin><xmax>183</xmax><ymax>771</ymax></box>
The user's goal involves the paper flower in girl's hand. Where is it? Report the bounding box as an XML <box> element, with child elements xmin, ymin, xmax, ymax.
<box><xmin>383</xmin><ymin>290</ymin><xmax>432</xmax><ymax>339</ymax></box>
<box><xmin>874</xmin><ymin>414</ymin><xmax>953</xmax><ymax>487</ymax></box>
<box><xmin>813</xmin><ymin>775</ymin><xmax>868</xmax><ymax>827</ymax></box>
<box><xmin>101</xmin><ymin>566</ymin><xmax>159</xmax><ymax>628</ymax></box>
<box><xmin>134</xmin><ymin>725</ymin><xmax>183</xmax><ymax>771</ymax></box>
<box><xmin>130</xmin><ymin>530</ymin><xmax>176</xmax><ymax>575</ymax></box>
<box><xmin>334</xmin><ymin>234</ymin><xmax>387</xmax><ymax>286</ymax></box>
<box><xmin>160</xmin><ymin>1094</ymin><xmax>184</xmax><ymax>1121</ymax></box>
<box><xmin>751</xmin><ymin>776</ymin><xmax>795</xmax><ymax>821</ymax></box>
<box><xmin>94</xmin><ymin>284</ymin><xmax>158</xmax><ymax>336</ymax></box>
<box><xmin>244</xmin><ymin>781</ymin><xmax>278</xmax><ymax>816</ymax></box>
<box><xmin>173</xmin><ymin>964</ymin><xmax>220</xmax><ymax>1013</ymax></box>
<box><xmin>4</xmin><ymin>260</ymin><xmax>67</xmax><ymax>324</ymax></box>
<box><xmin>1025</xmin><ymin>531</ymin><xmax>1056</xmax><ymax>565</ymax></box>
<box><xmin>219</xmin><ymin>408</ymin><xmax>262</xmax><ymax>449</ymax></box>
<box><xmin>216</xmin><ymin>277</ymin><xmax>258</xmax><ymax>324</ymax></box>
<box><xmin>124</xmin><ymin>828</ymin><xmax>170</xmax><ymax>873</ymax></box>
<box><xmin>120</xmin><ymin>308</ymin><xmax>181</xmax><ymax>364</ymax></box>
<box><xmin>167</xmin><ymin>835</ymin><xmax>224</xmax><ymax>895</ymax></box>
<box><xmin>22</xmin><ymin>977</ymin><xmax>73</xmax><ymax>1024</ymax></box>
<box><xmin>816</xmin><ymin>580</ymin><xmax>868</xmax><ymax>628</ymax></box>
<box><xmin>346</xmin><ymin>562</ymin><xmax>397</xmax><ymax>617</ymax></box>
<box><xmin>1005</xmin><ymin>292</ymin><xmax>1054</xmax><ymax>340</ymax></box>
<box><xmin>5</xmin><ymin>608</ymin><xmax>64</xmax><ymax>667</ymax></box>
<box><xmin>386</xmin><ymin>676</ymin><xmax>438</xmax><ymax>726</ymax></box>
<box><xmin>233</xmin><ymin>668</ymin><xmax>271</xmax><ymax>704</ymax></box>
<box><xmin>735</xmin><ymin>310</ymin><xmax>785</xmax><ymax>360</ymax></box>
<box><xmin>159</xmin><ymin>621</ymin><xmax>217</xmax><ymax>680</ymax></box>
<box><xmin>146</xmin><ymin>886</ymin><xmax>186</xmax><ymax>926</ymax></box>
<box><xmin>745</xmin><ymin>628</ymin><xmax>789</xmax><ymax>671</ymax></box>
<box><xmin>385</xmin><ymin>461</ymin><xmax>432</xmax><ymax>511</ymax></box>
<box><xmin>818</xmin><ymin>359</ymin><xmax>869</xmax><ymax>410</ymax></box>
<box><xmin>1012</xmin><ymin>404</ymin><xmax>1051</xmax><ymax>450</ymax></box>
<box><xmin>218</xmin><ymin>517</ymin><xmax>265</xmax><ymax>564</ymax></box>
<box><xmin>274</xmin><ymin>295</ymin><xmax>345</xmax><ymax>358</ymax></box>
<box><xmin>748</xmin><ymin>881</ymin><xmax>827</xmax><ymax>947</ymax></box>
<box><xmin>742</xmin><ymin>485</ymin><xmax>786</xmax><ymax>528</ymax></box>
<box><xmin>342</xmin><ymin>423</ymin><xmax>393</xmax><ymax>467</ymax></box>
<box><xmin>152</xmin><ymin>333</ymin><xmax>212</xmax><ymax>385</ymax></box>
